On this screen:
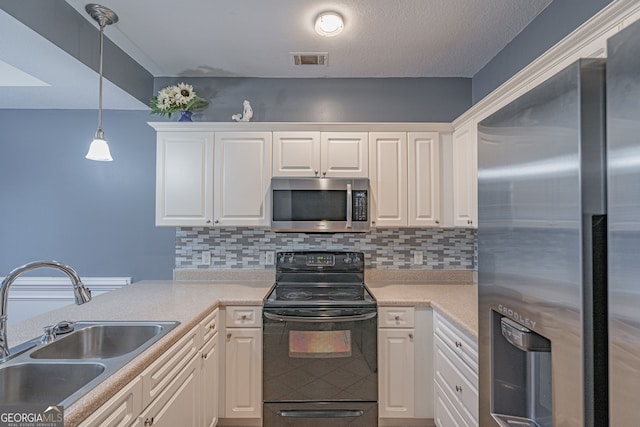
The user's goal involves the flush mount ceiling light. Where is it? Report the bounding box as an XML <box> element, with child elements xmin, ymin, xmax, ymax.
<box><xmin>315</xmin><ymin>12</ymin><xmax>344</xmax><ymax>37</ymax></box>
<box><xmin>85</xmin><ymin>3</ymin><xmax>118</xmax><ymax>162</ymax></box>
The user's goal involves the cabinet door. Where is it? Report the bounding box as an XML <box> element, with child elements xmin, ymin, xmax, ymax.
<box><xmin>201</xmin><ymin>333</ymin><xmax>219</xmax><ymax>427</ymax></box>
<box><xmin>155</xmin><ymin>132</ymin><xmax>214</xmax><ymax>226</ymax></box>
<box><xmin>321</xmin><ymin>132</ymin><xmax>369</xmax><ymax>178</ymax></box>
<box><xmin>408</xmin><ymin>132</ymin><xmax>441</xmax><ymax>226</ymax></box>
<box><xmin>378</xmin><ymin>328</ymin><xmax>415</xmax><ymax>418</ymax></box>
<box><xmin>452</xmin><ymin>122</ymin><xmax>477</xmax><ymax>227</ymax></box>
<box><xmin>138</xmin><ymin>356</ymin><xmax>200</xmax><ymax>427</ymax></box>
<box><xmin>214</xmin><ymin>132</ymin><xmax>272</xmax><ymax>226</ymax></box>
<box><xmin>225</xmin><ymin>328</ymin><xmax>262</xmax><ymax>418</ymax></box>
<box><xmin>273</xmin><ymin>131</ymin><xmax>320</xmax><ymax>177</ymax></box>
<box><xmin>369</xmin><ymin>132</ymin><xmax>408</xmax><ymax>227</ymax></box>
<box><xmin>78</xmin><ymin>376</ymin><xmax>142</xmax><ymax>427</ymax></box>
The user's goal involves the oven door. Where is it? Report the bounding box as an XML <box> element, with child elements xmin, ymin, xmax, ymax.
<box><xmin>262</xmin><ymin>307</ymin><xmax>377</xmax><ymax>404</ymax></box>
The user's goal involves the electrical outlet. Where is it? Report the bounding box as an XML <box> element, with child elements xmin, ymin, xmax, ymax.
<box><xmin>413</xmin><ymin>251</ymin><xmax>423</xmax><ymax>265</ymax></box>
<box><xmin>265</xmin><ymin>251</ymin><xmax>275</xmax><ymax>266</ymax></box>
<box><xmin>201</xmin><ymin>251</ymin><xmax>211</xmax><ymax>265</ymax></box>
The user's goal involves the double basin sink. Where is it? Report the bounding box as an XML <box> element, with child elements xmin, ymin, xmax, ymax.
<box><xmin>0</xmin><ymin>320</ymin><xmax>179</xmax><ymax>408</ymax></box>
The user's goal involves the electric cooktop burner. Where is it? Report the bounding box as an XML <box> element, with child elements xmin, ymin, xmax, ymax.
<box><xmin>264</xmin><ymin>251</ymin><xmax>376</xmax><ymax>308</ymax></box>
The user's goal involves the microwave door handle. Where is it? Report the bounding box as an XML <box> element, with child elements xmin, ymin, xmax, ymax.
<box><xmin>346</xmin><ymin>183</ymin><xmax>352</xmax><ymax>229</ymax></box>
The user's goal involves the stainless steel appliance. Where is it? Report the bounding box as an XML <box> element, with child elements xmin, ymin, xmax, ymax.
<box><xmin>607</xmin><ymin>19</ymin><xmax>640</xmax><ymax>427</ymax></box>
<box><xmin>271</xmin><ymin>178</ymin><xmax>370</xmax><ymax>233</ymax></box>
<box><xmin>262</xmin><ymin>251</ymin><xmax>378</xmax><ymax>426</ymax></box>
<box><xmin>477</xmin><ymin>59</ymin><xmax>608</xmax><ymax>426</ymax></box>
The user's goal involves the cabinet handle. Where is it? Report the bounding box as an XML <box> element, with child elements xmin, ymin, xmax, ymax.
<box><xmin>227</xmin><ymin>333</ymin><xmax>232</xmax><ymax>340</ymax></box>
<box><xmin>206</xmin><ymin>220</ymin><xmax>211</xmax><ymax>224</ymax></box>
<box><xmin>241</xmin><ymin>315</ymin><xmax>248</xmax><ymax>321</ymax></box>
<box><xmin>209</xmin><ymin>323</ymin><xmax>216</xmax><ymax>330</ymax></box>
<box><xmin>315</xmin><ymin>170</ymin><xmax>319</xmax><ymax>176</ymax></box>
<box><xmin>455</xmin><ymin>385</ymin><xmax>463</xmax><ymax>393</ymax></box>
<box><xmin>455</xmin><ymin>341</ymin><xmax>463</xmax><ymax>348</ymax></box>
<box><xmin>323</xmin><ymin>171</ymin><xmax>327</xmax><ymax>177</ymax></box>
<box><xmin>144</xmin><ymin>417</ymin><xmax>154</xmax><ymax>426</ymax></box>
<box><xmin>409</xmin><ymin>333</ymin><xmax>414</xmax><ymax>340</ymax></box>
<box><xmin>394</xmin><ymin>316</ymin><xmax>400</xmax><ymax>321</ymax></box>
<box><xmin>214</xmin><ymin>220</ymin><xmax>219</xmax><ymax>224</ymax></box>
<box><xmin>202</xmin><ymin>352</ymin><xmax>208</xmax><ymax>360</ymax></box>
<box><xmin>435</xmin><ymin>220</ymin><xmax>440</xmax><ymax>224</ymax></box>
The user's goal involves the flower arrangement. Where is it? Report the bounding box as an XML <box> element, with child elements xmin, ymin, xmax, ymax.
<box><xmin>149</xmin><ymin>82</ymin><xmax>208</xmax><ymax>118</ymax></box>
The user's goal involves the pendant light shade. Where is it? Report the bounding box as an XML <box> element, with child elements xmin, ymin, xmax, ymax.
<box><xmin>85</xmin><ymin>4</ymin><xmax>118</xmax><ymax>162</ymax></box>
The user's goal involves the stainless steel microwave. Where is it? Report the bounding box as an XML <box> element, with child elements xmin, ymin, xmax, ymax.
<box><xmin>271</xmin><ymin>177</ymin><xmax>370</xmax><ymax>233</ymax></box>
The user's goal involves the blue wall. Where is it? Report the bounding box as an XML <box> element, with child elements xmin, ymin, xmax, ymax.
<box><xmin>472</xmin><ymin>0</ymin><xmax>613</xmax><ymax>103</ymax></box>
<box><xmin>153</xmin><ymin>77</ymin><xmax>471</xmax><ymax>123</ymax></box>
<box><xmin>0</xmin><ymin>110</ymin><xmax>175</xmax><ymax>280</ymax></box>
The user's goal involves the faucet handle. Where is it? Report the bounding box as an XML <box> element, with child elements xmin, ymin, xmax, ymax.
<box><xmin>41</xmin><ymin>325</ymin><xmax>56</xmax><ymax>344</ymax></box>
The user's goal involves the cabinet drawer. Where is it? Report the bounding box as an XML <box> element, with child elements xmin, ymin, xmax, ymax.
<box><xmin>200</xmin><ymin>308</ymin><xmax>219</xmax><ymax>344</ymax></box>
<box><xmin>379</xmin><ymin>307</ymin><xmax>415</xmax><ymax>328</ymax></box>
<box><xmin>141</xmin><ymin>326</ymin><xmax>198</xmax><ymax>408</ymax></box>
<box><xmin>435</xmin><ymin>336</ymin><xmax>478</xmax><ymax>424</ymax></box>
<box><xmin>434</xmin><ymin>312</ymin><xmax>477</xmax><ymax>373</ymax></box>
<box><xmin>226</xmin><ymin>306</ymin><xmax>261</xmax><ymax>327</ymax></box>
<box><xmin>78</xmin><ymin>376</ymin><xmax>142</xmax><ymax>427</ymax></box>
<box><xmin>435</xmin><ymin>379</ymin><xmax>470</xmax><ymax>427</ymax></box>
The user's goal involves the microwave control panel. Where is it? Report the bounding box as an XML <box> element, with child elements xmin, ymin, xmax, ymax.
<box><xmin>353</xmin><ymin>191</ymin><xmax>368</xmax><ymax>221</ymax></box>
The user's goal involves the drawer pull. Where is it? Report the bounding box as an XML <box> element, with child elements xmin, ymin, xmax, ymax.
<box><xmin>209</xmin><ymin>323</ymin><xmax>216</xmax><ymax>330</ymax></box>
<box><xmin>241</xmin><ymin>314</ymin><xmax>248</xmax><ymax>321</ymax></box>
<box><xmin>394</xmin><ymin>316</ymin><xmax>400</xmax><ymax>321</ymax></box>
<box><xmin>455</xmin><ymin>385</ymin><xmax>463</xmax><ymax>393</ymax></box>
<box><xmin>227</xmin><ymin>333</ymin><xmax>232</xmax><ymax>340</ymax></box>
<box><xmin>409</xmin><ymin>333</ymin><xmax>414</xmax><ymax>340</ymax></box>
<box><xmin>144</xmin><ymin>417</ymin><xmax>154</xmax><ymax>426</ymax></box>
<box><xmin>455</xmin><ymin>341</ymin><xmax>463</xmax><ymax>348</ymax></box>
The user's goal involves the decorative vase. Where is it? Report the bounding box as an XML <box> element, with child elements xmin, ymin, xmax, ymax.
<box><xmin>178</xmin><ymin>110</ymin><xmax>193</xmax><ymax>122</ymax></box>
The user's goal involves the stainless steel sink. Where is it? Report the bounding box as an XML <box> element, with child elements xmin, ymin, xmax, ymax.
<box><xmin>0</xmin><ymin>320</ymin><xmax>179</xmax><ymax>407</ymax></box>
<box><xmin>0</xmin><ymin>362</ymin><xmax>105</xmax><ymax>405</ymax></box>
<box><xmin>31</xmin><ymin>323</ymin><xmax>168</xmax><ymax>359</ymax></box>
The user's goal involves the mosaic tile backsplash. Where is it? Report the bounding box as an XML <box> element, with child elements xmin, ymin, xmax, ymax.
<box><xmin>176</xmin><ymin>227</ymin><xmax>477</xmax><ymax>270</ymax></box>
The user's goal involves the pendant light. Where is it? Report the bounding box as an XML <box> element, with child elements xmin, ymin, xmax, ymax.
<box><xmin>85</xmin><ymin>4</ymin><xmax>118</xmax><ymax>162</ymax></box>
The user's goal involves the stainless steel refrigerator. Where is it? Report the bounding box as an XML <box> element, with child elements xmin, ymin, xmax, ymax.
<box><xmin>477</xmin><ymin>58</ymin><xmax>608</xmax><ymax>426</ymax></box>
<box><xmin>607</xmin><ymin>19</ymin><xmax>640</xmax><ymax>427</ymax></box>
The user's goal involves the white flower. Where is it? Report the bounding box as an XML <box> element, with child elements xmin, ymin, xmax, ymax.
<box><xmin>175</xmin><ymin>82</ymin><xmax>196</xmax><ymax>106</ymax></box>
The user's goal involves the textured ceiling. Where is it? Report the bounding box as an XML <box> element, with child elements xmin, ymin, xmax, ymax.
<box><xmin>0</xmin><ymin>1</ymin><xmax>552</xmax><ymax>109</ymax></box>
<box><xmin>65</xmin><ymin>0</ymin><xmax>552</xmax><ymax>78</ymax></box>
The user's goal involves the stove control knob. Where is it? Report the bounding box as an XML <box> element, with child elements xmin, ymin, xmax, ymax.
<box><xmin>344</xmin><ymin>255</ymin><xmax>351</xmax><ymax>264</ymax></box>
<box><xmin>353</xmin><ymin>255</ymin><xmax>361</xmax><ymax>263</ymax></box>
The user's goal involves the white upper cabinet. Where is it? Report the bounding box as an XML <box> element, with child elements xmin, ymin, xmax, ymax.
<box><xmin>214</xmin><ymin>132</ymin><xmax>272</xmax><ymax>227</ymax></box>
<box><xmin>408</xmin><ymin>132</ymin><xmax>441</xmax><ymax>227</ymax></box>
<box><xmin>272</xmin><ymin>131</ymin><xmax>321</xmax><ymax>177</ymax></box>
<box><xmin>369</xmin><ymin>131</ymin><xmax>441</xmax><ymax>228</ymax></box>
<box><xmin>452</xmin><ymin>121</ymin><xmax>478</xmax><ymax>227</ymax></box>
<box><xmin>369</xmin><ymin>132</ymin><xmax>408</xmax><ymax>227</ymax></box>
<box><xmin>156</xmin><ymin>131</ymin><xmax>214</xmax><ymax>227</ymax></box>
<box><xmin>274</xmin><ymin>131</ymin><xmax>368</xmax><ymax>178</ymax></box>
<box><xmin>321</xmin><ymin>132</ymin><xmax>369</xmax><ymax>177</ymax></box>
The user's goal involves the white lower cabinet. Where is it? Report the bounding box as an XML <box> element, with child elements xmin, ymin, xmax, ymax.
<box><xmin>223</xmin><ymin>306</ymin><xmax>262</xmax><ymax>419</ymax></box>
<box><xmin>434</xmin><ymin>311</ymin><xmax>478</xmax><ymax>427</ymax></box>
<box><xmin>79</xmin><ymin>308</ymin><xmax>219</xmax><ymax>427</ymax></box>
<box><xmin>137</xmin><ymin>356</ymin><xmax>200</xmax><ymax>427</ymax></box>
<box><xmin>378</xmin><ymin>306</ymin><xmax>433</xmax><ymax>422</ymax></box>
<box><xmin>200</xmin><ymin>309</ymin><xmax>220</xmax><ymax>427</ymax></box>
<box><xmin>78</xmin><ymin>376</ymin><xmax>142</xmax><ymax>427</ymax></box>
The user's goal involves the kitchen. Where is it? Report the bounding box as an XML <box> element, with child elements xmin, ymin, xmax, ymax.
<box><xmin>1</xmin><ymin>0</ymin><xmax>637</xmax><ymax>426</ymax></box>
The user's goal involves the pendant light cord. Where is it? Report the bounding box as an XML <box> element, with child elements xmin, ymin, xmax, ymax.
<box><xmin>97</xmin><ymin>20</ymin><xmax>105</xmax><ymax>137</ymax></box>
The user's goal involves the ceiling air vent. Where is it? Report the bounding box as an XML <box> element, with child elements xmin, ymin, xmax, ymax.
<box><xmin>290</xmin><ymin>52</ymin><xmax>328</xmax><ymax>66</ymax></box>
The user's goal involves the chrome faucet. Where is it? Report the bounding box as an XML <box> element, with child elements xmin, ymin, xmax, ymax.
<box><xmin>0</xmin><ymin>261</ymin><xmax>92</xmax><ymax>359</ymax></box>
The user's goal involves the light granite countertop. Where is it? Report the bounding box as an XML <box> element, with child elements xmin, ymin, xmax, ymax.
<box><xmin>6</xmin><ymin>270</ymin><xmax>477</xmax><ymax>426</ymax></box>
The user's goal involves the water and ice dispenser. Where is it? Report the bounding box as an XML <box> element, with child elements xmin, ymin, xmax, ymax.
<box><xmin>491</xmin><ymin>311</ymin><xmax>552</xmax><ymax>427</ymax></box>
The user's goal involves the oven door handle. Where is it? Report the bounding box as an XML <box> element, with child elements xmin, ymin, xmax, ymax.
<box><xmin>263</xmin><ymin>311</ymin><xmax>377</xmax><ymax>323</ymax></box>
<box><xmin>278</xmin><ymin>409</ymin><xmax>364</xmax><ymax>418</ymax></box>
